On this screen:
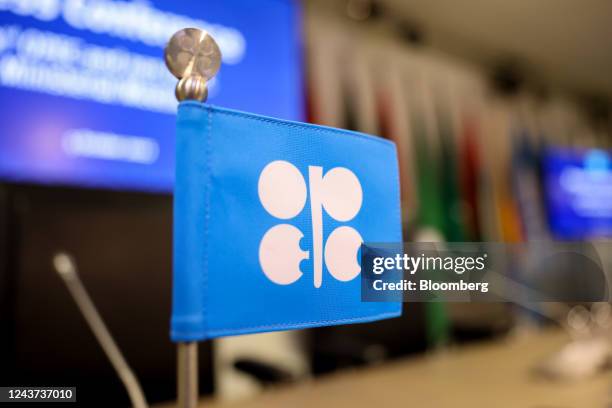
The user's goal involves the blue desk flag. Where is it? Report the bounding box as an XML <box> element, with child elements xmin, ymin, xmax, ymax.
<box><xmin>172</xmin><ymin>102</ymin><xmax>402</xmax><ymax>341</ymax></box>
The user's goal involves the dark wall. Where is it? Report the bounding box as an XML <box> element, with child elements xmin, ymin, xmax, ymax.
<box><xmin>0</xmin><ymin>184</ymin><xmax>213</xmax><ymax>406</ymax></box>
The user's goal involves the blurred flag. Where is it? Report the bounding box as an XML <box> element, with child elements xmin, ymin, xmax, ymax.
<box><xmin>412</xmin><ymin>115</ymin><xmax>451</xmax><ymax>347</ymax></box>
<box><xmin>438</xmin><ymin>109</ymin><xmax>467</xmax><ymax>242</ymax></box>
<box><xmin>512</xmin><ymin>130</ymin><xmax>548</xmax><ymax>240</ymax></box>
<box><xmin>459</xmin><ymin>117</ymin><xmax>482</xmax><ymax>241</ymax></box>
<box><xmin>171</xmin><ymin>102</ymin><xmax>402</xmax><ymax>341</ymax></box>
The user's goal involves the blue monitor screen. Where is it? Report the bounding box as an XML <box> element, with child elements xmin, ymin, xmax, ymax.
<box><xmin>0</xmin><ymin>0</ymin><xmax>303</xmax><ymax>192</ymax></box>
<box><xmin>543</xmin><ymin>147</ymin><xmax>612</xmax><ymax>240</ymax></box>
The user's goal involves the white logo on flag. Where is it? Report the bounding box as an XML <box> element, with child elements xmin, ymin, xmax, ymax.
<box><xmin>258</xmin><ymin>160</ymin><xmax>363</xmax><ymax>288</ymax></box>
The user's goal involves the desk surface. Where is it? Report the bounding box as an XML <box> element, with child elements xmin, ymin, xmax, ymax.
<box><xmin>159</xmin><ymin>330</ymin><xmax>611</xmax><ymax>408</ymax></box>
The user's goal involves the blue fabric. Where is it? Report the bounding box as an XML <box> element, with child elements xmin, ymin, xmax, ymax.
<box><xmin>172</xmin><ymin>101</ymin><xmax>402</xmax><ymax>342</ymax></box>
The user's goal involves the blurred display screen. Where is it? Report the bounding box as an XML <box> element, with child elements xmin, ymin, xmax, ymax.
<box><xmin>0</xmin><ymin>0</ymin><xmax>302</xmax><ymax>192</ymax></box>
<box><xmin>544</xmin><ymin>148</ymin><xmax>612</xmax><ymax>239</ymax></box>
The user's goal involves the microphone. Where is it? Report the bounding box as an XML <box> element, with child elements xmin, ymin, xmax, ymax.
<box><xmin>52</xmin><ymin>252</ymin><xmax>148</xmax><ymax>408</ymax></box>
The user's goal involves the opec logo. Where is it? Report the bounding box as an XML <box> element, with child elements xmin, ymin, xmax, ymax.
<box><xmin>258</xmin><ymin>160</ymin><xmax>363</xmax><ymax>288</ymax></box>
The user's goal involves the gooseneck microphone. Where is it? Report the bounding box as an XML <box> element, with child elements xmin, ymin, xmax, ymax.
<box><xmin>52</xmin><ymin>252</ymin><xmax>148</xmax><ymax>408</ymax></box>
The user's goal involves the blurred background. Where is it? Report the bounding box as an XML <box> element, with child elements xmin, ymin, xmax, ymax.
<box><xmin>0</xmin><ymin>0</ymin><xmax>611</xmax><ymax>406</ymax></box>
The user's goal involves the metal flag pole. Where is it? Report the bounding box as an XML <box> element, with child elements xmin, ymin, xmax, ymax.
<box><xmin>177</xmin><ymin>342</ymin><xmax>198</xmax><ymax>408</ymax></box>
<box><xmin>164</xmin><ymin>28</ymin><xmax>222</xmax><ymax>408</ymax></box>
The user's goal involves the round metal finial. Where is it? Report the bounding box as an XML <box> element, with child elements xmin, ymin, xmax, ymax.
<box><xmin>164</xmin><ymin>28</ymin><xmax>222</xmax><ymax>102</ymax></box>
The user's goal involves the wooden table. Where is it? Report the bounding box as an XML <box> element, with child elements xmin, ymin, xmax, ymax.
<box><xmin>158</xmin><ymin>330</ymin><xmax>611</xmax><ymax>408</ymax></box>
